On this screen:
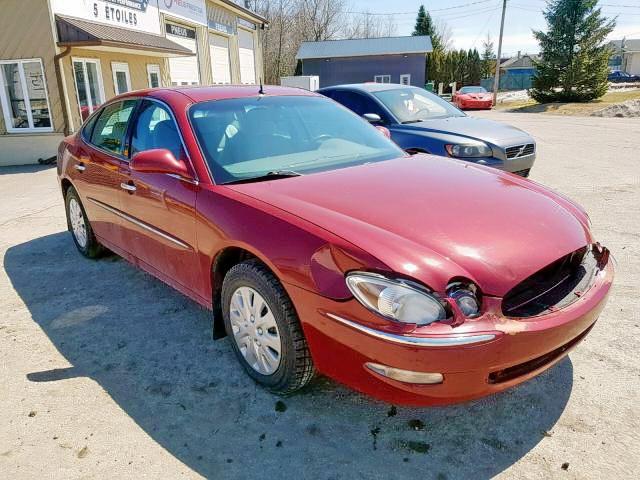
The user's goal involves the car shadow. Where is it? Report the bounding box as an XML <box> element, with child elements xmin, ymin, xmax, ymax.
<box><xmin>0</xmin><ymin>163</ymin><xmax>56</xmax><ymax>175</ymax></box>
<box><xmin>5</xmin><ymin>232</ymin><xmax>574</xmax><ymax>480</ymax></box>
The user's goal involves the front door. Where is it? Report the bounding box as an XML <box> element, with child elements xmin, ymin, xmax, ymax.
<box><xmin>120</xmin><ymin>99</ymin><xmax>199</xmax><ymax>290</ymax></box>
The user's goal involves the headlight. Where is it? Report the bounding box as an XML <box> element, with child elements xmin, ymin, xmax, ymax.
<box><xmin>346</xmin><ymin>273</ymin><xmax>447</xmax><ymax>326</ymax></box>
<box><xmin>445</xmin><ymin>141</ymin><xmax>492</xmax><ymax>158</ymax></box>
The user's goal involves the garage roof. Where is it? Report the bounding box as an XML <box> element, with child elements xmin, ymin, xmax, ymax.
<box><xmin>296</xmin><ymin>36</ymin><xmax>432</xmax><ymax>60</ymax></box>
<box><xmin>55</xmin><ymin>15</ymin><xmax>194</xmax><ymax>57</ymax></box>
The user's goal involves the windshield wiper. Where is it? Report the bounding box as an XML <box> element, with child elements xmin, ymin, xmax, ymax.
<box><xmin>401</xmin><ymin>119</ymin><xmax>424</xmax><ymax>124</ymax></box>
<box><xmin>222</xmin><ymin>170</ymin><xmax>302</xmax><ymax>185</ymax></box>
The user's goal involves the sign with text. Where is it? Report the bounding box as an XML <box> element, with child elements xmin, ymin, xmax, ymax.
<box><xmin>159</xmin><ymin>0</ymin><xmax>207</xmax><ymax>26</ymax></box>
<box><xmin>165</xmin><ymin>22</ymin><xmax>196</xmax><ymax>39</ymax></box>
<box><xmin>51</xmin><ymin>0</ymin><xmax>162</xmax><ymax>34</ymax></box>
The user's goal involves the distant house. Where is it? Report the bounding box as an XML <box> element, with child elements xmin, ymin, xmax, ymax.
<box><xmin>500</xmin><ymin>52</ymin><xmax>539</xmax><ymax>76</ymax></box>
<box><xmin>295</xmin><ymin>36</ymin><xmax>433</xmax><ymax>88</ymax></box>
<box><xmin>608</xmin><ymin>39</ymin><xmax>640</xmax><ymax>75</ymax></box>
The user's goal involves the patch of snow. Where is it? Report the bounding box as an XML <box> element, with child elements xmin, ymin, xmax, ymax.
<box><xmin>591</xmin><ymin>98</ymin><xmax>640</xmax><ymax>118</ymax></box>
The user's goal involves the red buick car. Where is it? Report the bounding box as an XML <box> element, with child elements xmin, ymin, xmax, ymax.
<box><xmin>57</xmin><ymin>86</ymin><xmax>613</xmax><ymax>406</ymax></box>
<box><xmin>452</xmin><ymin>86</ymin><xmax>494</xmax><ymax>110</ymax></box>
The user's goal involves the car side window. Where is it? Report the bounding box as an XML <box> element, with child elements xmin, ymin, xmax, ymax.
<box><xmin>333</xmin><ymin>91</ymin><xmax>388</xmax><ymax>122</ymax></box>
<box><xmin>89</xmin><ymin>100</ymin><xmax>136</xmax><ymax>156</ymax></box>
<box><xmin>130</xmin><ymin>100</ymin><xmax>184</xmax><ymax>160</ymax></box>
<box><xmin>80</xmin><ymin>110</ymin><xmax>100</xmax><ymax>142</ymax></box>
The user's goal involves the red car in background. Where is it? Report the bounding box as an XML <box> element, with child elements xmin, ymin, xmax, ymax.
<box><xmin>453</xmin><ymin>86</ymin><xmax>494</xmax><ymax>110</ymax></box>
<box><xmin>57</xmin><ymin>86</ymin><xmax>613</xmax><ymax>406</ymax></box>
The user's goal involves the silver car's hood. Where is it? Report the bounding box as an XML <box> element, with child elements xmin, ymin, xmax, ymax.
<box><xmin>395</xmin><ymin>116</ymin><xmax>532</xmax><ymax>145</ymax></box>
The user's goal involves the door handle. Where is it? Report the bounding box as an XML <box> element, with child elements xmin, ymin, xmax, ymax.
<box><xmin>120</xmin><ymin>182</ymin><xmax>137</xmax><ymax>192</ymax></box>
<box><xmin>74</xmin><ymin>163</ymin><xmax>86</xmax><ymax>172</ymax></box>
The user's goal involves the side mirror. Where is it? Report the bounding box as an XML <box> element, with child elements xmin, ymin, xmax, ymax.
<box><xmin>363</xmin><ymin>113</ymin><xmax>382</xmax><ymax>123</ymax></box>
<box><xmin>130</xmin><ymin>149</ymin><xmax>190</xmax><ymax>178</ymax></box>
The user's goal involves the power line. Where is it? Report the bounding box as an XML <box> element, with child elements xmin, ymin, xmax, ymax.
<box><xmin>344</xmin><ymin>0</ymin><xmax>496</xmax><ymax>16</ymax></box>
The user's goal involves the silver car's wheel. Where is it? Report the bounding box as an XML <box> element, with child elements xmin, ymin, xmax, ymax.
<box><xmin>69</xmin><ymin>197</ymin><xmax>88</xmax><ymax>248</ymax></box>
<box><xmin>229</xmin><ymin>286</ymin><xmax>282</xmax><ymax>375</ymax></box>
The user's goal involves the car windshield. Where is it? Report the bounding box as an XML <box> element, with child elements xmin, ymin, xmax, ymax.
<box><xmin>372</xmin><ymin>86</ymin><xmax>465</xmax><ymax>123</ymax></box>
<box><xmin>459</xmin><ymin>86</ymin><xmax>487</xmax><ymax>94</ymax></box>
<box><xmin>189</xmin><ymin>96</ymin><xmax>405</xmax><ymax>184</ymax></box>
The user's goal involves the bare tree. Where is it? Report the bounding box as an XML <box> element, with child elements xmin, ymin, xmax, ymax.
<box><xmin>343</xmin><ymin>11</ymin><xmax>397</xmax><ymax>39</ymax></box>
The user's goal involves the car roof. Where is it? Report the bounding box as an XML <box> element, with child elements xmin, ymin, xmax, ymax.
<box><xmin>115</xmin><ymin>85</ymin><xmax>320</xmax><ymax>103</ymax></box>
<box><xmin>319</xmin><ymin>83</ymin><xmax>415</xmax><ymax>94</ymax></box>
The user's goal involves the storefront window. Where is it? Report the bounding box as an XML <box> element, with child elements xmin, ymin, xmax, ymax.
<box><xmin>147</xmin><ymin>64</ymin><xmax>161</xmax><ymax>88</ymax></box>
<box><xmin>72</xmin><ymin>58</ymin><xmax>104</xmax><ymax>121</ymax></box>
<box><xmin>0</xmin><ymin>59</ymin><xmax>53</xmax><ymax>132</ymax></box>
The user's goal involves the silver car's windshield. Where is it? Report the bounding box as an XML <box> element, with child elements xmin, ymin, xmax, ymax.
<box><xmin>189</xmin><ymin>96</ymin><xmax>405</xmax><ymax>184</ymax></box>
<box><xmin>373</xmin><ymin>87</ymin><xmax>465</xmax><ymax>123</ymax></box>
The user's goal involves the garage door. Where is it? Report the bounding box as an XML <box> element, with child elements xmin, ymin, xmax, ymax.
<box><xmin>166</xmin><ymin>23</ymin><xmax>200</xmax><ymax>86</ymax></box>
<box><xmin>238</xmin><ymin>29</ymin><xmax>256</xmax><ymax>85</ymax></box>
<box><xmin>209</xmin><ymin>34</ymin><xmax>231</xmax><ymax>84</ymax></box>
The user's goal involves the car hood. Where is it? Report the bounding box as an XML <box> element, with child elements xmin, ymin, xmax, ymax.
<box><xmin>394</xmin><ymin>116</ymin><xmax>531</xmax><ymax>145</ymax></box>
<box><xmin>227</xmin><ymin>155</ymin><xmax>591</xmax><ymax>296</ymax></box>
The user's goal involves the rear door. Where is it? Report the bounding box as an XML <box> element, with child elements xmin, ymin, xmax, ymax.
<box><xmin>119</xmin><ymin>99</ymin><xmax>199</xmax><ymax>290</ymax></box>
<box><xmin>73</xmin><ymin>100</ymin><xmax>137</xmax><ymax>249</ymax></box>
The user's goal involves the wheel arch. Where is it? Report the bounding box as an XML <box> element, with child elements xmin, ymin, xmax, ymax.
<box><xmin>210</xmin><ymin>245</ymin><xmax>282</xmax><ymax>340</ymax></box>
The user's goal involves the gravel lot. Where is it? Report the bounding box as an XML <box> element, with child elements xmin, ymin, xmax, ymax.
<box><xmin>1</xmin><ymin>112</ymin><xmax>639</xmax><ymax>479</ymax></box>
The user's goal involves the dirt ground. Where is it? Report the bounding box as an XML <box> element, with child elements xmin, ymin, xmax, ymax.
<box><xmin>1</xmin><ymin>112</ymin><xmax>639</xmax><ymax>479</ymax></box>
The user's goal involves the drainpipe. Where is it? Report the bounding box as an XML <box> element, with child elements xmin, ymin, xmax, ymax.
<box><xmin>54</xmin><ymin>46</ymin><xmax>72</xmax><ymax>136</ymax></box>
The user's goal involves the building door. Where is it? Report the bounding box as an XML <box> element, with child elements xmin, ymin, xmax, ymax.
<box><xmin>112</xmin><ymin>62</ymin><xmax>131</xmax><ymax>95</ymax></box>
<box><xmin>209</xmin><ymin>34</ymin><xmax>231</xmax><ymax>84</ymax></box>
<box><xmin>147</xmin><ymin>64</ymin><xmax>161</xmax><ymax>88</ymax></box>
<box><xmin>238</xmin><ymin>29</ymin><xmax>256</xmax><ymax>84</ymax></box>
<box><xmin>72</xmin><ymin>58</ymin><xmax>105</xmax><ymax>121</ymax></box>
<box><xmin>165</xmin><ymin>22</ymin><xmax>200</xmax><ymax>86</ymax></box>
<box><xmin>400</xmin><ymin>74</ymin><xmax>411</xmax><ymax>85</ymax></box>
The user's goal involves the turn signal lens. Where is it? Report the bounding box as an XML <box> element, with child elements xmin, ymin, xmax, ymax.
<box><xmin>365</xmin><ymin>362</ymin><xmax>444</xmax><ymax>384</ymax></box>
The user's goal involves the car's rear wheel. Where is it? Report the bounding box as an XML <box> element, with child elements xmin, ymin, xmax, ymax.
<box><xmin>65</xmin><ymin>186</ymin><xmax>104</xmax><ymax>258</ymax></box>
<box><xmin>221</xmin><ymin>260</ymin><xmax>315</xmax><ymax>394</ymax></box>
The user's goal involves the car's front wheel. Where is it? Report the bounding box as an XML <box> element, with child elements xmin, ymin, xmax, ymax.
<box><xmin>221</xmin><ymin>260</ymin><xmax>315</xmax><ymax>394</ymax></box>
<box><xmin>65</xmin><ymin>186</ymin><xmax>104</xmax><ymax>258</ymax></box>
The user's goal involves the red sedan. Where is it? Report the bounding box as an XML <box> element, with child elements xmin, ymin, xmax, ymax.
<box><xmin>453</xmin><ymin>86</ymin><xmax>494</xmax><ymax>110</ymax></box>
<box><xmin>57</xmin><ymin>86</ymin><xmax>613</xmax><ymax>406</ymax></box>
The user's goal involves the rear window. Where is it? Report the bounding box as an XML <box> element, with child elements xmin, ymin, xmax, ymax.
<box><xmin>189</xmin><ymin>95</ymin><xmax>404</xmax><ymax>184</ymax></box>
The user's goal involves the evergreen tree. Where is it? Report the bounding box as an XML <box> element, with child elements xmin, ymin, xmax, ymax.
<box><xmin>531</xmin><ymin>0</ymin><xmax>615</xmax><ymax>102</ymax></box>
<box><xmin>413</xmin><ymin>4</ymin><xmax>441</xmax><ymax>50</ymax></box>
<box><xmin>481</xmin><ymin>33</ymin><xmax>496</xmax><ymax>79</ymax></box>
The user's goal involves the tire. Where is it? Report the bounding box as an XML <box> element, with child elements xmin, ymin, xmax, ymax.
<box><xmin>65</xmin><ymin>186</ymin><xmax>104</xmax><ymax>259</ymax></box>
<box><xmin>221</xmin><ymin>259</ymin><xmax>315</xmax><ymax>394</ymax></box>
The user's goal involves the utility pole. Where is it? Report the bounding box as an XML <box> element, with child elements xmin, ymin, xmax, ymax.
<box><xmin>492</xmin><ymin>0</ymin><xmax>507</xmax><ymax>106</ymax></box>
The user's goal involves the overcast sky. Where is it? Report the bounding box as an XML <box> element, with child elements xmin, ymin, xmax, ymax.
<box><xmin>348</xmin><ymin>0</ymin><xmax>640</xmax><ymax>56</ymax></box>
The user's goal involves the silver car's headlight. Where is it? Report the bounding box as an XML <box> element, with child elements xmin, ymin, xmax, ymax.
<box><xmin>445</xmin><ymin>141</ymin><xmax>492</xmax><ymax>158</ymax></box>
<box><xmin>346</xmin><ymin>273</ymin><xmax>447</xmax><ymax>326</ymax></box>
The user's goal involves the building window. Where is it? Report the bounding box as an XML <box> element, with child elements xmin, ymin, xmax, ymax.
<box><xmin>112</xmin><ymin>62</ymin><xmax>131</xmax><ymax>95</ymax></box>
<box><xmin>72</xmin><ymin>58</ymin><xmax>105</xmax><ymax>121</ymax></box>
<box><xmin>374</xmin><ymin>75</ymin><xmax>391</xmax><ymax>84</ymax></box>
<box><xmin>0</xmin><ymin>58</ymin><xmax>53</xmax><ymax>133</ymax></box>
<box><xmin>400</xmin><ymin>74</ymin><xmax>411</xmax><ymax>85</ymax></box>
<box><xmin>147</xmin><ymin>64</ymin><xmax>161</xmax><ymax>88</ymax></box>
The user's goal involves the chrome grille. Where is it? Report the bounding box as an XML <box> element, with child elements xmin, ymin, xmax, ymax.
<box><xmin>506</xmin><ymin>143</ymin><xmax>535</xmax><ymax>159</ymax></box>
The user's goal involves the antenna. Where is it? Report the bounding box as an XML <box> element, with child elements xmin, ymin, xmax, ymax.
<box><xmin>258</xmin><ymin>77</ymin><xmax>264</xmax><ymax>95</ymax></box>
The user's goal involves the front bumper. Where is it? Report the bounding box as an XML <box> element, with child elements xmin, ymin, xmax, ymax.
<box><xmin>459</xmin><ymin>99</ymin><xmax>493</xmax><ymax>109</ymax></box>
<box><xmin>286</xmin><ymin>255</ymin><xmax>614</xmax><ymax>406</ymax></box>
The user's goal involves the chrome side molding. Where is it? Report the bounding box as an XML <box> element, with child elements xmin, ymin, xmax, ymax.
<box><xmin>87</xmin><ymin>197</ymin><xmax>191</xmax><ymax>251</ymax></box>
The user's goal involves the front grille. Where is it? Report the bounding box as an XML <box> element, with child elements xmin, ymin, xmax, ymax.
<box><xmin>502</xmin><ymin>246</ymin><xmax>601</xmax><ymax>318</ymax></box>
<box><xmin>488</xmin><ymin>323</ymin><xmax>594</xmax><ymax>384</ymax></box>
<box><xmin>506</xmin><ymin>143</ymin><xmax>535</xmax><ymax>159</ymax></box>
<box><xmin>513</xmin><ymin>168</ymin><xmax>530</xmax><ymax>177</ymax></box>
